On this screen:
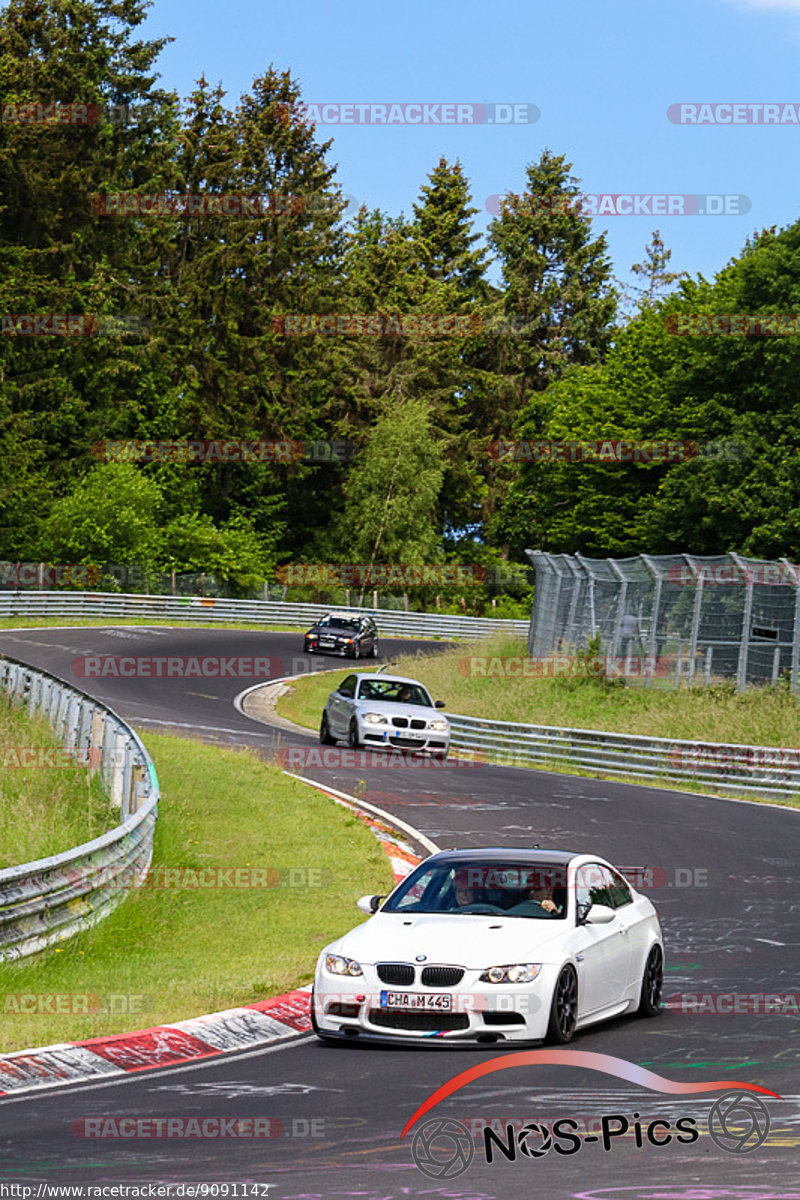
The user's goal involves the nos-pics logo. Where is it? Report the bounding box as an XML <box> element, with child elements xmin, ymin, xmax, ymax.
<box><xmin>411</xmin><ymin>1091</ymin><xmax>771</xmax><ymax>1178</ymax></box>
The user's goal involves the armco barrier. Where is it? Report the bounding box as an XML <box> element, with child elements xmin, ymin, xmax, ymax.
<box><xmin>446</xmin><ymin>713</ymin><xmax>799</xmax><ymax>800</ymax></box>
<box><xmin>0</xmin><ymin>590</ymin><xmax>528</xmax><ymax>640</ymax></box>
<box><xmin>0</xmin><ymin>656</ymin><xmax>158</xmax><ymax>961</ymax></box>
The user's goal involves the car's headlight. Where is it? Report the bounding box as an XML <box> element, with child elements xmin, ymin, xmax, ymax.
<box><xmin>325</xmin><ymin>954</ymin><xmax>363</xmax><ymax>976</ymax></box>
<box><xmin>480</xmin><ymin>963</ymin><xmax>541</xmax><ymax>984</ymax></box>
<box><xmin>429</xmin><ymin>719</ymin><xmax>449</xmax><ymax>731</ymax></box>
<box><xmin>363</xmin><ymin>712</ymin><xmax>389</xmax><ymax>724</ymax></box>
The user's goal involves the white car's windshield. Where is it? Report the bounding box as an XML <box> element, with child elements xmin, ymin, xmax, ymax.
<box><xmin>382</xmin><ymin>861</ymin><xmax>568</xmax><ymax>918</ymax></box>
<box><xmin>357</xmin><ymin>680</ymin><xmax>432</xmax><ymax>706</ymax></box>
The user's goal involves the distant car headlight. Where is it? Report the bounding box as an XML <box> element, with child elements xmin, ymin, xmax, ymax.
<box><xmin>363</xmin><ymin>712</ymin><xmax>389</xmax><ymax>724</ymax></box>
<box><xmin>325</xmin><ymin>954</ymin><xmax>363</xmax><ymax>976</ymax></box>
<box><xmin>429</xmin><ymin>719</ymin><xmax>449</xmax><ymax>731</ymax></box>
<box><xmin>480</xmin><ymin>963</ymin><xmax>541</xmax><ymax>984</ymax></box>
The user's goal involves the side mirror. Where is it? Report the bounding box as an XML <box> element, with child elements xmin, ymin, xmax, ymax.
<box><xmin>584</xmin><ymin>903</ymin><xmax>615</xmax><ymax>925</ymax></box>
<box><xmin>356</xmin><ymin>894</ymin><xmax>384</xmax><ymax>914</ymax></box>
<box><xmin>434</xmin><ymin>700</ymin><xmax>446</xmax><ymax>709</ymax></box>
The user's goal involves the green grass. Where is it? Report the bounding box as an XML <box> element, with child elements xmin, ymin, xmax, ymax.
<box><xmin>0</xmin><ymin>695</ymin><xmax>117</xmax><ymax>863</ymax></box>
<box><xmin>0</xmin><ymin>731</ymin><xmax>393</xmax><ymax>1052</ymax></box>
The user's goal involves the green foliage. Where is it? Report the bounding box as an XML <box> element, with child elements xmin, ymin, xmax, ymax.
<box><xmin>36</xmin><ymin>463</ymin><xmax>162</xmax><ymax>567</ymax></box>
<box><xmin>0</xmin><ymin>0</ymin><xmax>797</xmax><ymax>586</ymax></box>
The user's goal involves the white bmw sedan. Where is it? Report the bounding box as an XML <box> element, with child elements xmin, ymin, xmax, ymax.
<box><xmin>311</xmin><ymin>848</ymin><xmax>664</xmax><ymax>1045</ymax></box>
<box><xmin>319</xmin><ymin>672</ymin><xmax>450</xmax><ymax>759</ymax></box>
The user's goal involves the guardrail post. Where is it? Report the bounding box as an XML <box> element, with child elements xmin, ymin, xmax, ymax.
<box><xmin>89</xmin><ymin>708</ymin><xmax>105</xmax><ymax>774</ymax></box>
<box><xmin>120</xmin><ymin>741</ymin><xmax>134</xmax><ymax>821</ymax></box>
<box><xmin>130</xmin><ymin>763</ymin><xmax>147</xmax><ymax>815</ymax></box>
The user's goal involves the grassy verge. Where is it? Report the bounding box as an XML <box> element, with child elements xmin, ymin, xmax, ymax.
<box><xmin>0</xmin><ymin>731</ymin><xmax>393</xmax><ymax>1053</ymax></box>
<box><xmin>0</xmin><ymin>695</ymin><xmax>117</xmax><ymax>863</ymax></box>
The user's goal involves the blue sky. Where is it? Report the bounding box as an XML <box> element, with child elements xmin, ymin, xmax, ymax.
<box><xmin>141</xmin><ymin>0</ymin><xmax>800</xmax><ymax>293</ymax></box>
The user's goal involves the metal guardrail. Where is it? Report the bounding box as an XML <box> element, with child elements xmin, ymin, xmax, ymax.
<box><xmin>447</xmin><ymin>712</ymin><xmax>799</xmax><ymax>799</ymax></box>
<box><xmin>0</xmin><ymin>657</ymin><xmax>159</xmax><ymax>961</ymax></box>
<box><xmin>0</xmin><ymin>590</ymin><xmax>529</xmax><ymax>639</ymax></box>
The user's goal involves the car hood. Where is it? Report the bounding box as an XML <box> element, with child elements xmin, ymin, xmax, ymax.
<box><xmin>328</xmin><ymin>912</ymin><xmax>567</xmax><ymax>968</ymax></box>
<box><xmin>309</xmin><ymin>625</ymin><xmax>357</xmax><ymax>636</ymax></box>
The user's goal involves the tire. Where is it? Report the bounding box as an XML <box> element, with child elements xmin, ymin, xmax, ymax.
<box><xmin>319</xmin><ymin>712</ymin><xmax>336</xmax><ymax>745</ymax></box>
<box><xmin>352</xmin><ymin>642</ymin><xmax>360</xmax><ymax>659</ymax></box>
<box><xmin>348</xmin><ymin>718</ymin><xmax>362</xmax><ymax>750</ymax></box>
<box><xmin>546</xmin><ymin>966</ymin><xmax>578</xmax><ymax>1044</ymax></box>
<box><xmin>637</xmin><ymin>945</ymin><xmax>663</xmax><ymax>1017</ymax></box>
<box><xmin>372</xmin><ymin>641</ymin><xmax>379</xmax><ymax>658</ymax></box>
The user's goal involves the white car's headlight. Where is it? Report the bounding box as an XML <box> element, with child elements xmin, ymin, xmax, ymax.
<box><xmin>325</xmin><ymin>954</ymin><xmax>363</xmax><ymax>976</ymax></box>
<box><xmin>363</xmin><ymin>712</ymin><xmax>389</xmax><ymax>724</ymax></box>
<box><xmin>429</xmin><ymin>719</ymin><xmax>449</xmax><ymax>731</ymax></box>
<box><xmin>480</xmin><ymin>963</ymin><xmax>541</xmax><ymax>984</ymax></box>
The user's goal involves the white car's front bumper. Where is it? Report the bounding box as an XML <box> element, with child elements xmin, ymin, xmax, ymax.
<box><xmin>313</xmin><ymin>962</ymin><xmax>557</xmax><ymax>1043</ymax></box>
<box><xmin>356</xmin><ymin>718</ymin><xmax>450</xmax><ymax>754</ymax></box>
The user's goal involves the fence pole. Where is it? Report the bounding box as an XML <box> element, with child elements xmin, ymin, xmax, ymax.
<box><xmin>731</xmin><ymin>553</ymin><xmax>754</xmax><ymax>692</ymax></box>
<box><xmin>781</xmin><ymin>557</ymin><xmax>800</xmax><ymax>694</ymax></box>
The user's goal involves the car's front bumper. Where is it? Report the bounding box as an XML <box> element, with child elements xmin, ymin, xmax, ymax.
<box><xmin>313</xmin><ymin>966</ymin><xmax>554</xmax><ymax>1043</ymax></box>
<box><xmin>356</xmin><ymin>720</ymin><xmax>450</xmax><ymax>754</ymax></box>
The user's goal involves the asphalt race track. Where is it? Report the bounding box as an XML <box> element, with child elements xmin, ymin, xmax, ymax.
<box><xmin>1</xmin><ymin>625</ymin><xmax>798</xmax><ymax>1200</ymax></box>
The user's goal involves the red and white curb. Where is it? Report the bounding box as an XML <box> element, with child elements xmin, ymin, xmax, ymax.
<box><xmin>0</xmin><ymin>792</ymin><xmax>427</xmax><ymax>1096</ymax></box>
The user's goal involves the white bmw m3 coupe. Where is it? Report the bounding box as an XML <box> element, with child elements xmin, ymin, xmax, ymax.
<box><xmin>312</xmin><ymin>848</ymin><xmax>663</xmax><ymax>1045</ymax></box>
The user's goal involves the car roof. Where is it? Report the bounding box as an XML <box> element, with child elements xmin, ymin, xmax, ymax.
<box><xmin>423</xmin><ymin>848</ymin><xmax>582</xmax><ymax>867</ymax></box>
<box><xmin>316</xmin><ymin>612</ymin><xmax>368</xmax><ymax>621</ymax></box>
<box><xmin>351</xmin><ymin>673</ymin><xmax>426</xmax><ymax>686</ymax></box>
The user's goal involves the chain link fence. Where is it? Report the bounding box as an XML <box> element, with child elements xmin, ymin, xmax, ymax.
<box><xmin>525</xmin><ymin>550</ymin><xmax>800</xmax><ymax>692</ymax></box>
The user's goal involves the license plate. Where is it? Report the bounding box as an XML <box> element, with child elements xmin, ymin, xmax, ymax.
<box><xmin>380</xmin><ymin>991</ymin><xmax>452</xmax><ymax>1011</ymax></box>
<box><xmin>393</xmin><ymin>731</ymin><xmax>423</xmax><ymax>740</ymax></box>
<box><xmin>319</xmin><ymin>640</ymin><xmax>334</xmax><ymax>648</ymax></box>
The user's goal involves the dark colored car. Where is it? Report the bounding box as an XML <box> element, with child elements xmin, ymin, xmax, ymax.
<box><xmin>304</xmin><ymin>613</ymin><xmax>379</xmax><ymax>659</ymax></box>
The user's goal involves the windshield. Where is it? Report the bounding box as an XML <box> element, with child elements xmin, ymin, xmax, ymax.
<box><xmin>356</xmin><ymin>679</ymin><xmax>432</xmax><ymax>706</ymax></box>
<box><xmin>318</xmin><ymin>616</ymin><xmax>360</xmax><ymax>631</ymax></box>
<box><xmin>382</xmin><ymin>861</ymin><xmax>568</xmax><ymax>918</ymax></box>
